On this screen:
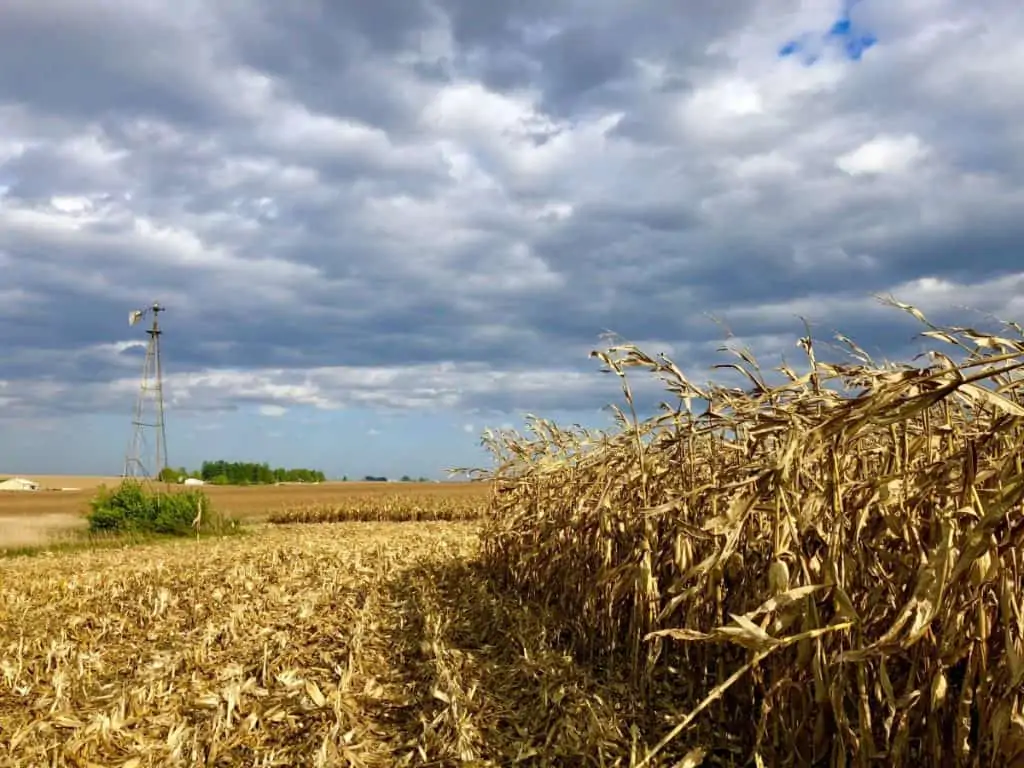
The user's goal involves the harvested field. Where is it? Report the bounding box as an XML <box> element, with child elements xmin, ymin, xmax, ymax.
<box><xmin>0</xmin><ymin>523</ymin><xmax>670</xmax><ymax>766</ymax></box>
<box><xmin>0</xmin><ymin>475</ymin><xmax>122</xmax><ymax>491</ymax></box>
<box><xmin>0</xmin><ymin>514</ymin><xmax>85</xmax><ymax>551</ymax></box>
<box><xmin>0</xmin><ymin>481</ymin><xmax>486</xmax><ymax>522</ymax></box>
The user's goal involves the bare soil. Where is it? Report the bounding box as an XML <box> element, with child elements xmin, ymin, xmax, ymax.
<box><xmin>0</xmin><ymin>513</ymin><xmax>86</xmax><ymax>551</ymax></box>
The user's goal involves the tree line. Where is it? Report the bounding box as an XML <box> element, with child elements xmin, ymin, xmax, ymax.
<box><xmin>158</xmin><ymin>461</ymin><xmax>326</xmax><ymax>485</ymax></box>
<box><xmin>154</xmin><ymin>463</ymin><xmax>434</xmax><ymax>485</ymax></box>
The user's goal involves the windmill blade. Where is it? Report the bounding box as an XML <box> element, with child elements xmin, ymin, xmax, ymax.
<box><xmin>129</xmin><ymin>309</ymin><xmax>145</xmax><ymax>326</ymax></box>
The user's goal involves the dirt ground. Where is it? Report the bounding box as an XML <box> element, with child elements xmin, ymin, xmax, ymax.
<box><xmin>0</xmin><ymin>513</ymin><xmax>86</xmax><ymax>550</ymax></box>
<box><xmin>0</xmin><ymin>478</ymin><xmax>488</xmax><ymax>521</ymax></box>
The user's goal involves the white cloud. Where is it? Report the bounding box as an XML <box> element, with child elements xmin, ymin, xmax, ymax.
<box><xmin>683</xmin><ymin>76</ymin><xmax>765</xmax><ymax>129</ymax></box>
<box><xmin>49</xmin><ymin>196</ymin><xmax>94</xmax><ymax>214</ymax></box>
<box><xmin>421</xmin><ymin>80</ymin><xmax>626</xmax><ymax>192</ymax></box>
<box><xmin>835</xmin><ymin>134</ymin><xmax>928</xmax><ymax>176</ymax></box>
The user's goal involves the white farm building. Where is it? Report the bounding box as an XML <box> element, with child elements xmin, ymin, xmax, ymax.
<box><xmin>0</xmin><ymin>477</ymin><xmax>40</xmax><ymax>492</ymax></box>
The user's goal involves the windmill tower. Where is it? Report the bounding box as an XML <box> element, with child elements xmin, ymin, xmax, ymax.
<box><xmin>123</xmin><ymin>302</ymin><xmax>170</xmax><ymax>480</ymax></box>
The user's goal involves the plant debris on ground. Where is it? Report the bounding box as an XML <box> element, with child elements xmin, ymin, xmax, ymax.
<box><xmin>0</xmin><ymin>523</ymin><xmax>671</xmax><ymax>766</ymax></box>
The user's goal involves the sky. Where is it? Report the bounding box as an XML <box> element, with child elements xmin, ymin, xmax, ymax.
<box><xmin>1</xmin><ymin>0</ymin><xmax>1023</xmax><ymax>480</ymax></box>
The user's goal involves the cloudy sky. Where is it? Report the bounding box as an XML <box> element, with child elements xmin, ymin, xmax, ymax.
<box><xmin>1</xmin><ymin>0</ymin><xmax>1022</xmax><ymax>479</ymax></box>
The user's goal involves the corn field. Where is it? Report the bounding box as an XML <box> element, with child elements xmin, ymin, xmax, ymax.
<box><xmin>267</xmin><ymin>494</ymin><xmax>486</xmax><ymax>524</ymax></box>
<box><xmin>475</xmin><ymin>301</ymin><xmax>1024</xmax><ymax>766</ymax></box>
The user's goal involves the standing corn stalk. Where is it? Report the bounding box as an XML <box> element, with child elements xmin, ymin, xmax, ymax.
<box><xmin>476</xmin><ymin>298</ymin><xmax>1024</xmax><ymax>765</ymax></box>
<box><xmin>192</xmin><ymin>496</ymin><xmax>203</xmax><ymax>539</ymax></box>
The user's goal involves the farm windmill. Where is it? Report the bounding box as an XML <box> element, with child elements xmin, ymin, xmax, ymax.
<box><xmin>123</xmin><ymin>302</ymin><xmax>169</xmax><ymax>480</ymax></box>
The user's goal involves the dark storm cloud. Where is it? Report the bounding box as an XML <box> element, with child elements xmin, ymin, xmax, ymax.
<box><xmin>435</xmin><ymin>0</ymin><xmax>764</xmax><ymax>112</ymax></box>
<box><xmin>0</xmin><ymin>3</ymin><xmax>228</xmax><ymax>127</ymax></box>
<box><xmin>1</xmin><ymin>0</ymin><xmax>1023</xmax><ymax>420</ymax></box>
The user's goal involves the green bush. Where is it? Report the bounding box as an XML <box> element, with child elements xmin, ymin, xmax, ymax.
<box><xmin>86</xmin><ymin>480</ymin><xmax>219</xmax><ymax>536</ymax></box>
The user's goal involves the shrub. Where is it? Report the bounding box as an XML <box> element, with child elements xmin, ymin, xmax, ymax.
<box><xmin>86</xmin><ymin>479</ymin><xmax>218</xmax><ymax>536</ymax></box>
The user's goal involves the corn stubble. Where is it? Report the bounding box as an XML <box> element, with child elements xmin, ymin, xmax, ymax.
<box><xmin>476</xmin><ymin>301</ymin><xmax>1024</xmax><ymax>766</ymax></box>
<box><xmin>0</xmin><ymin>524</ymin><xmax>477</xmax><ymax>766</ymax></box>
<box><xmin>0</xmin><ymin>523</ymin><xmax>648</xmax><ymax>766</ymax></box>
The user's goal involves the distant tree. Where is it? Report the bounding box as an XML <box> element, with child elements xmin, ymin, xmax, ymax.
<box><xmin>400</xmin><ymin>475</ymin><xmax>412</xmax><ymax>482</ymax></box>
<box><xmin>158</xmin><ymin>467</ymin><xmax>181</xmax><ymax>483</ymax></box>
<box><xmin>198</xmin><ymin>460</ymin><xmax>325</xmax><ymax>485</ymax></box>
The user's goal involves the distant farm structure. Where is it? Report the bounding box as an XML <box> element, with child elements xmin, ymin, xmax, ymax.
<box><xmin>0</xmin><ymin>477</ymin><xmax>40</xmax><ymax>492</ymax></box>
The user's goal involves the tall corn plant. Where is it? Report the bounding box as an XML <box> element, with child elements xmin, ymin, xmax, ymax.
<box><xmin>473</xmin><ymin>298</ymin><xmax>1024</xmax><ymax>766</ymax></box>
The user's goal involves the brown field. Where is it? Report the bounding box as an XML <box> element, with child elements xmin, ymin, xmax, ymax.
<box><xmin>0</xmin><ymin>474</ymin><xmax>123</xmax><ymax>490</ymax></box>
<box><xmin>0</xmin><ymin>513</ymin><xmax>85</xmax><ymax>550</ymax></box>
<box><xmin>0</xmin><ymin>478</ymin><xmax>487</xmax><ymax>521</ymax></box>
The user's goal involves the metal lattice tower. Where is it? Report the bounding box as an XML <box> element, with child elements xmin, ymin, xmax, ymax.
<box><xmin>123</xmin><ymin>303</ymin><xmax>169</xmax><ymax>480</ymax></box>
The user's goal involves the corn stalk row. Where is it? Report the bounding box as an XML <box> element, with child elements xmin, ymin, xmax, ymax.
<box><xmin>474</xmin><ymin>300</ymin><xmax>1024</xmax><ymax>766</ymax></box>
